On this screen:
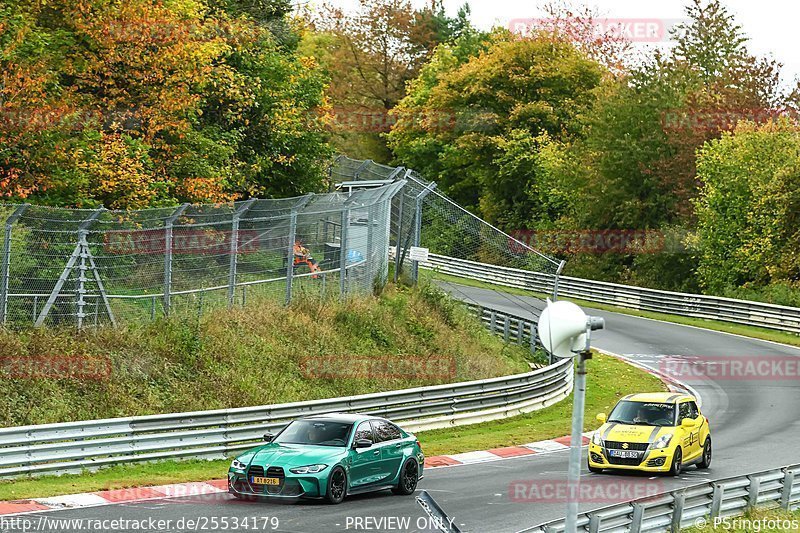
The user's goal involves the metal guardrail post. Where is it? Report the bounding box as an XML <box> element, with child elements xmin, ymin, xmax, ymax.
<box><xmin>228</xmin><ymin>199</ymin><xmax>256</xmax><ymax>308</ymax></box>
<box><xmin>503</xmin><ymin>316</ymin><xmax>510</xmax><ymax>343</ymax></box>
<box><xmin>747</xmin><ymin>476</ymin><xmax>761</xmax><ymax>508</ymax></box>
<box><xmin>781</xmin><ymin>470</ymin><xmax>795</xmax><ymax>509</ymax></box>
<box><xmin>671</xmin><ymin>492</ymin><xmax>685</xmax><ymax>533</ymax></box>
<box><xmin>630</xmin><ymin>503</ymin><xmax>645</xmax><ymax>533</ymax></box>
<box><xmin>0</xmin><ymin>204</ymin><xmax>28</xmax><ymax>325</ymax></box>
<box><xmin>588</xmin><ymin>514</ymin><xmax>601</xmax><ymax>533</ymax></box>
<box><xmin>710</xmin><ymin>484</ymin><xmax>724</xmax><ymax>518</ymax></box>
<box><xmin>163</xmin><ymin>203</ymin><xmax>189</xmax><ymax>316</ymax></box>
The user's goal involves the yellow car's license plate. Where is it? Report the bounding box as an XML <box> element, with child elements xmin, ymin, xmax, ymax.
<box><xmin>251</xmin><ymin>476</ymin><xmax>280</xmax><ymax>486</ymax></box>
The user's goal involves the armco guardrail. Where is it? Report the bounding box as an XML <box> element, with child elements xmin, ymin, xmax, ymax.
<box><xmin>523</xmin><ymin>463</ymin><xmax>800</xmax><ymax>533</ymax></box>
<box><xmin>0</xmin><ymin>305</ymin><xmax>571</xmax><ymax>478</ymax></box>
<box><xmin>423</xmin><ymin>254</ymin><xmax>800</xmax><ymax>335</ymax></box>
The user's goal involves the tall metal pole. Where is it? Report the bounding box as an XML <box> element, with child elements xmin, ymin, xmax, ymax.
<box><xmin>163</xmin><ymin>203</ymin><xmax>189</xmax><ymax>317</ymax></box>
<box><xmin>228</xmin><ymin>199</ymin><xmax>256</xmax><ymax>308</ymax></box>
<box><xmin>285</xmin><ymin>195</ymin><xmax>312</xmax><ymax>306</ymax></box>
<box><xmin>565</xmin><ymin>349</ymin><xmax>589</xmax><ymax>533</ymax></box>
<box><xmin>0</xmin><ymin>204</ymin><xmax>28</xmax><ymax>325</ymax></box>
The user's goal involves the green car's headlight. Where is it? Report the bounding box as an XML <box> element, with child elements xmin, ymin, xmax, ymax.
<box><xmin>231</xmin><ymin>459</ymin><xmax>248</xmax><ymax>471</ymax></box>
<box><xmin>289</xmin><ymin>464</ymin><xmax>328</xmax><ymax>474</ymax></box>
<box><xmin>592</xmin><ymin>432</ymin><xmax>603</xmax><ymax>446</ymax></box>
<box><xmin>650</xmin><ymin>434</ymin><xmax>673</xmax><ymax>449</ymax></box>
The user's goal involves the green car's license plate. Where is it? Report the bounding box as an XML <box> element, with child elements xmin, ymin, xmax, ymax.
<box><xmin>251</xmin><ymin>476</ymin><xmax>280</xmax><ymax>486</ymax></box>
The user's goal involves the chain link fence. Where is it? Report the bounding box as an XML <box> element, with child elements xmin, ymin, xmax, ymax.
<box><xmin>331</xmin><ymin>156</ymin><xmax>564</xmax><ymax>320</ymax></box>
<box><xmin>0</xmin><ymin>182</ymin><xmax>403</xmax><ymax>328</ymax></box>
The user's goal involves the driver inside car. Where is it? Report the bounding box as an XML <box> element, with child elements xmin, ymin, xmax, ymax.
<box><xmin>633</xmin><ymin>407</ymin><xmax>651</xmax><ymax>425</ymax></box>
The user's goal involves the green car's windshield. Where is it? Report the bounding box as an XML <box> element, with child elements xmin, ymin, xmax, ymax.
<box><xmin>273</xmin><ymin>420</ymin><xmax>353</xmax><ymax>447</ymax></box>
<box><xmin>608</xmin><ymin>401</ymin><xmax>676</xmax><ymax>427</ymax></box>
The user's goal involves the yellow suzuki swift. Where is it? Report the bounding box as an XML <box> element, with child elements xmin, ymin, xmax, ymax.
<box><xmin>589</xmin><ymin>393</ymin><xmax>711</xmax><ymax>476</ymax></box>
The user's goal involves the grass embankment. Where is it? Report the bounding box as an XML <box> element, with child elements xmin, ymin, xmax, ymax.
<box><xmin>423</xmin><ymin>270</ymin><xmax>800</xmax><ymax>348</ymax></box>
<box><xmin>0</xmin><ymin>353</ymin><xmax>664</xmax><ymax>500</ymax></box>
<box><xmin>0</xmin><ymin>284</ymin><xmax>535</xmax><ymax>428</ymax></box>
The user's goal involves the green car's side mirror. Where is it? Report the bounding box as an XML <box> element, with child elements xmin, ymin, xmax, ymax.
<box><xmin>354</xmin><ymin>439</ymin><xmax>372</xmax><ymax>449</ymax></box>
<box><xmin>263</xmin><ymin>433</ymin><xmax>275</xmax><ymax>442</ymax></box>
<box><xmin>596</xmin><ymin>413</ymin><xmax>607</xmax><ymax>423</ymax></box>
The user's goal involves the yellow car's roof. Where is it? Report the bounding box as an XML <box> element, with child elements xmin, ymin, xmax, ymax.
<box><xmin>621</xmin><ymin>392</ymin><xmax>695</xmax><ymax>403</ymax></box>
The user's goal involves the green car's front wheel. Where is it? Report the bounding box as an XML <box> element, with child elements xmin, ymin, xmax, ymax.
<box><xmin>392</xmin><ymin>459</ymin><xmax>419</xmax><ymax>495</ymax></box>
<box><xmin>325</xmin><ymin>466</ymin><xmax>347</xmax><ymax>504</ymax></box>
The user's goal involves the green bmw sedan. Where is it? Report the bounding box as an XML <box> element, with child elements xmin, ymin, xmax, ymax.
<box><xmin>228</xmin><ymin>413</ymin><xmax>425</xmax><ymax>504</ymax></box>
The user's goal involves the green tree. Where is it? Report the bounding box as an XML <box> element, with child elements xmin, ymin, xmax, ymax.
<box><xmin>694</xmin><ymin>119</ymin><xmax>800</xmax><ymax>294</ymax></box>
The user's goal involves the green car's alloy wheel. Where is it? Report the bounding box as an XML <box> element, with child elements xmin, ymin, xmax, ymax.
<box><xmin>326</xmin><ymin>466</ymin><xmax>347</xmax><ymax>504</ymax></box>
<box><xmin>669</xmin><ymin>447</ymin><xmax>682</xmax><ymax>476</ymax></box>
<box><xmin>393</xmin><ymin>459</ymin><xmax>419</xmax><ymax>495</ymax></box>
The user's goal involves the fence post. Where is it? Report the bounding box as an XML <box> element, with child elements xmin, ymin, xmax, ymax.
<box><xmin>0</xmin><ymin>204</ymin><xmax>28</xmax><ymax>325</ymax></box>
<box><xmin>503</xmin><ymin>316</ymin><xmax>510</xmax><ymax>343</ymax></box>
<box><xmin>366</xmin><ymin>203</ymin><xmax>374</xmax><ymax>288</ymax></box>
<box><xmin>285</xmin><ymin>195</ymin><xmax>313</xmax><ymax>306</ymax></box>
<box><xmin>228</xmin><ymin>199</ymin><xmax>256</xmax><ymax>308</ymax></box>
<box><xmin>163</xmin><ymin>203</ymin><xmax>189</xmax><ymax>316</ymax></box>
<box><xmin>393</xmin><ymin>190</ymin><xmax>405</xmax><ymax>283</ymax></box>
<box><xmin>411</xmin><ymin>182</ymin><xmax>436</xmax><ymax>283</ymax></box>
<box><xmin>76</xmin><ymin>229</ymin><xmax>89</xmax><ymax>329</ymax></box>
<box><xmin>553</xmin><ymin>260</ymin><xmax>566</xmax><ymax>301</ymax></box>
<box><xmin>340</xmin><ymin>208</ymin><xmax>349</xmax><ymax>299</ymax></box>
<box><xmin>671</xmin><ymin>492</ymin><xmax>686</xmax><ymax>533</ymax></box>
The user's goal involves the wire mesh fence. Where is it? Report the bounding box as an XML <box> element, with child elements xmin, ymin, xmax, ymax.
<box><xmin>330</xmin><ymin>156</ymin><xmax>564</xmax><ymax>321</ymax></box>
<box><xmin>0</xmin><ymin>182</ymin><xmax>403</xmax><ymax>328</ymax></box>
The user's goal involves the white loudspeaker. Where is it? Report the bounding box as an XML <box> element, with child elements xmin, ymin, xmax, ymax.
<box><xmin>538</xmin><ymin>299</ymin><xmax>590</xmax><ymax>359</ymax></box>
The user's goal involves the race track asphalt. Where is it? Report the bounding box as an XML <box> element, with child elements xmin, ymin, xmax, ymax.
<box><xmin>7</xmin><ymin>283</ymin><xmax>800</xmax><ymax>533</ymax></box>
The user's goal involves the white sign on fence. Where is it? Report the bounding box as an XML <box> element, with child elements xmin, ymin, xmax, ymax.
<box><xmin>409</xmin><ymin>247</ymin><xmax>430</xmax><ymax>262</ymax></box>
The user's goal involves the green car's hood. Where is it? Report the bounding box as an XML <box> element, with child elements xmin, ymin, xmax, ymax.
<box><xmin>240</xmin><ymin>443</ymin><xmax>347</xmax><ymax>468</ymax></box>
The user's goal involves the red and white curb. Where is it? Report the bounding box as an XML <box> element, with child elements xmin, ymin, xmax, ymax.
<box><xmin>0</xmin><ymin>434</ymin><xmax>593</xmax><ymax>517</ymax></box>
<box><xmin>423</xmin><ymin>432</ymin><xmax>593</xmax><ymax>468</ymax></box>
<box><xmin>0</xmin><ymin>480</ymin><xmax>228</xmax><ymax>516</ymax></box>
